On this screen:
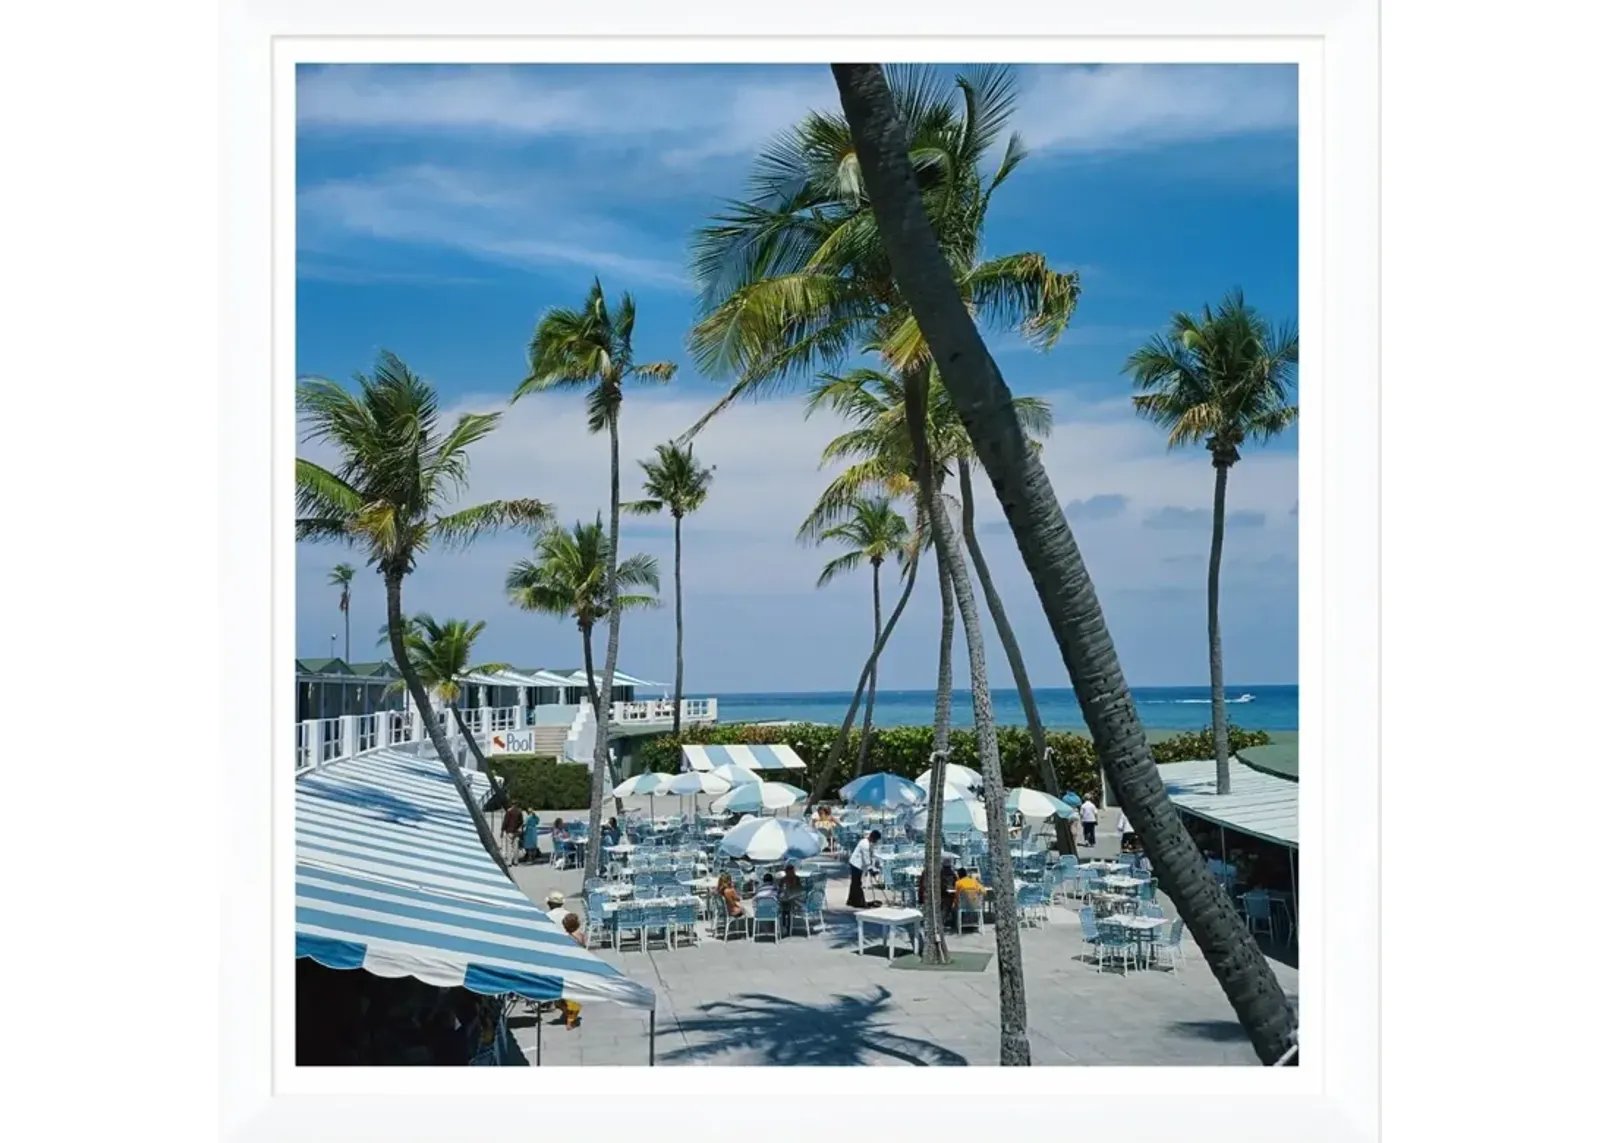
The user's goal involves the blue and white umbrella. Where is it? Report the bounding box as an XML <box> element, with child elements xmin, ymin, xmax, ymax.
<box><xmin>915</xmin><ymin>764</ymin><xmax>982</xmax><ymax>791</ymax></box>
<box><xmin>718</xmin><ymin>816</ymin><xmax>823</xmax><ymax>863</ymax></box>
<box><xmin>710</xmin><ymin>763</ymin><xmax>762</xmax><ymax>788</ymax></box>
<box><xmin>1059</xmin><ymin>791</ymin><xmax>1083</xmax><ymax>808</ymax></box>
<box><xmin>911</xmin><ymin>797</ymin><xmax>989</xmax><ymax>835</ymax></box>
<box><xmin>1005</xmin><ymin>787</ymin><xmax>1076</xmax><ymax>820</ymax></box>
<box><xmin>665</xmin><ymin>771</ymin><xmax>732</xmax><ymax>797</ymax></box>
<box><xmin>840</xmin><ymin>772</ymin><xmax>926</xmax><ymax>809</ymax></box>
<box><xmin>712</xmin><ymin>780</ymin><xmax>806</xmax><ymax>815</ymax></box>
<box><xmin>614</xmin><ymin>772</ymin><xmax>674</xmax><ymax>797</ymax></box>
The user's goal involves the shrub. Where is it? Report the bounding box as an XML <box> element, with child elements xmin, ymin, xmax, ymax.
<box><xmin>634</xmin><ymin>722</ymin><xmax>1271</xmax><ymax>802</ymax></box>
<box><xmin>480</xmin><ymin>754</ymin><xmax>592</xmax><ymax>811</ymax></box>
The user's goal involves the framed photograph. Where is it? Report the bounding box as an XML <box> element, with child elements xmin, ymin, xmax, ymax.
<box><xmin>223</xmin><ymin>0</ymin><xmax>1377</xmax><ymax>1138</ymax></box>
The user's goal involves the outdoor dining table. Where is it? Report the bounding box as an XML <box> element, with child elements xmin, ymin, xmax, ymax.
<box><xmin>1102</xmin><ymin>874</ymin><xmax>1144</xmax><ymax>893</ymax></box>
<box><xmin>606</xmin><ymin>843</ymin><xmax>636</xmax><ymax>855</ymax></box>
<box><xmin>1078</xmin><ymin>860</ymin><xmax>1121</xmax><ymax>872</ymax></box>
<box><xmin>855</xmin><ymin>907</ymin><xmax>923</xmax><ymax>961</ymax></box>
<box><xmin>603</xmin><ymin>895</ymin><xmax>697</xmax><ymax>914</ymax></box>
<box><xmin>592</xmin><ymin>883</ymin><xmax>632</xmax><ymax>898</ymax></box>
<box><xmin>1098</xmin><ymin>913</ymin><xmax>1167</xmax><ymax>967</ymax></box>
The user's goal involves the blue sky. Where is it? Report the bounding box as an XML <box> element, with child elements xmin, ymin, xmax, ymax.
<box><xmin>295</xmin><ymin>63</ymin><xmax>1299</xmax><ymax>693</ymax></box>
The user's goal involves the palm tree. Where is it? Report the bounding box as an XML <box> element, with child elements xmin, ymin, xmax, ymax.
<box><xmin>329</xmin><ymin>563</ymin><xmax>356</xmax><ymax>661</ymax></box>
<box><xmin>1124</xmin><ymin>291</ymin><xmax>1299</xmax><ymax>795</ymax></box>
<box><xmin>506</xmin><ymin>518</ymin><xmax>661</xmax><ymax>830</ymax></box>
<box><xmin>687</xmin><ymin>68</ymin><xmax>1071</xmax><ymax>1019</ymax></box>
<box><xmin>390</xmin><ymin>615</ymin><xmax>509</xmax><ymax>776</ymax></box>
<box><xmin>829</xmin><ymin>60</ymin><xmax>1299</xmax><ymax>1065</ymax></box>
<box><xmin>625</xmin><ymin>443</ymin><xmax>715</xmax><ymax>738</ymax></box>
<box><xmin>296</xmin><ymin>351</ymin><xmax>551</xmax><ymax>873</ymax></box>
<box><xmin>513</xmin><ymin>280</ymin><xmax>676</xmax><ymax>881</ymax></box>
<box><xmin>810</xmin><ymin>495</ymin><xmax>911</xmax><ymax>777</ymax></box>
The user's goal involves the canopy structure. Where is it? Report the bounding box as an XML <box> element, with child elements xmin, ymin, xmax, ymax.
<box><xmin>682</xmin><ymin>744</ymin><xmax>807</xmax><ymax>773</ymax></box>
<box><xmin>1160</xmin><ymin>757</ymin><xmax>1299</xmax><ymax>849</ymax></box>
<box><xmin>295</xmin><ymin>748</ymin><xmax>655</xmax><ymax>1010</ymax></box>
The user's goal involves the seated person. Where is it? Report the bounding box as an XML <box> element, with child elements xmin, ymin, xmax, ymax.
<box><xmin>777</xmin><ymin>864</ymin><xmax>806</xmax><ymax>928</ymax></box>
<box><xmin>952</xmin><ymin>867</ymin><xmax>985</xmax><ymax>918</ymax></box>
<box><xmin>754</xmin><ymin>872</ymin><xmax>780</xmax><ymax>905</ymax></box>
<box><xmin>716</xmin><ymin>872</ymin><xmax>744</xmax><ymax>918</ymax></box>
<box><xmin>601</xmin><ymin>817</ymin><xmax>622</xmax><ymax>848</ymax></box>
<box><xmin>555</xmin><ymin>913</ymin><xmax>585</xmax><ymax>1029</ymax></box>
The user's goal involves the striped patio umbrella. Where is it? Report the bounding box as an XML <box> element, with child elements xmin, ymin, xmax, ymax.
<box><xmin>710</xmin><ymin>763</ymin><xmax>762</xmax><ymax>787</ymax></box>
<box><xmin>911</xmin><ymin>797</ymin><xmax>989</xmax><ymax>835</ymax></box>
<box><xmin>717</xmin><ymin>816</ymin><xmax>823</xmax><ymax>863</ymax></box>
<box><xmin>915</xmin><ymin>764</ymin><xmax>983</xmax><ymax>791</ymax></box>
<box><xmin>614</xmin><ymin>770</ymin><xmax>676</xmax><ymax>816</ymax></box>
<box><xmin>840</xmin><ymin>772</ymin><xmax>926</xmax><ymax>809</ymax></box>
<box><xmin>711</xmin><ymin>780</ymin><xmax>806</xmax><ymax>816</ymax></box>
<box><xmin>1005</xmin><ymin>787</ymin><xmax>1076</xmax><ymax>820</ymax></box>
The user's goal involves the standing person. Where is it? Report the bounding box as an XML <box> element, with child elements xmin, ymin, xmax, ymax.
<box><xmin>501</xmin><ymin>804</ymin><xmax>525</xmax><ymax>865</ymax></box>
<box><xmin>520</xmin><ymin>809</ymin><xmax>541</xmax><ymax>865</ymax></box>
<box><xmin>1079</xmin><ymin>795</ymin><xmax>1099</xmax><ymax>847</ymax></box>
<box><xmin>1116</xmin><ymin>810</ymin><xmax>1134</xmax><ymax>852</ymax></box>
<box><xmin>847</xmin><ymin>829</ymin><xmax>881</xmax><ymax>908</ymax></box>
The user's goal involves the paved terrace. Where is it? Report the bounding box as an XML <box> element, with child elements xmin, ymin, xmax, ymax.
<box><xmin>499</xmin><ymin>807</ymin><xmax>1299</xmax><ymax>1067</ymax></box>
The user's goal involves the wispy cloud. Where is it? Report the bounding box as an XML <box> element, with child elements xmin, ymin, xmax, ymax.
<box><xmin>1014</xmin><ymin>64</ymin><xmax>1297</xmax><ymax>155</ymax></box>
<box><xmin>1142</xmin><ymin>506</ymin><xmax>1209</xmax><ymax>530</ymax></box>
<box><xmin>1066</xmin><ymin>493</ymin><xmax>1129</xmax><ymax>521</ymax></box>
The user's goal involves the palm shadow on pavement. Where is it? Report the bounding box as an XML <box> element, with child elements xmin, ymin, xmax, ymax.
<box><xmin>661</xmin><ymin>987</ymin><xmax>968</xmax><ymax>1066</ymax></box>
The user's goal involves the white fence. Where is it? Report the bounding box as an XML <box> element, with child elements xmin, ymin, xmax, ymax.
<box><xmin>295</xmin><ymin>698</ymin><xmax>718</xmax><ymax>772</ymax></box>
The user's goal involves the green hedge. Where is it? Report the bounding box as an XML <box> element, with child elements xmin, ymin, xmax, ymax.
<box><xmin>480</xmin><ymin>754</ymin><xmax>592</xmax><ymax>811</ymax></box>
<box><xmin>633</xmin><ymin>723</ymin><xmax>1271</xmax><ymax>802</ymax></box>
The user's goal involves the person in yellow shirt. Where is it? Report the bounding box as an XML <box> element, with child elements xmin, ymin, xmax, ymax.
<box><xmin>952</xmin><ymin>867</ymin><xmax>985</xmax><ymax>925</ymax></box>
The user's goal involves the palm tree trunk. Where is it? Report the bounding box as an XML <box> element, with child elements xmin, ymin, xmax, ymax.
<box><xmin>832</xmin><ymin>61</ymin><xmax>1297</xmax><ymax>1065</ymax></box>
<box><xmin>383</xmin><ymin>570</ymin><xmax>509</xmax><ymax>876</ymax></box>
<box><xmin>803</xmin><ymin>530</ymin><xmax>923</xmax><ymax>811</ymax></box>
<box><xmin>342</xmin><ymin>595</ymin><xmax>351</xmax><ymax>663</ymax></box>
<box><xmin>588</xmin><ymin>416</ymin><xmax>624</xmax><ymax>880</ymax></box>
<box><xmin>958</xmin><ymin>458</ymin><xmax>1075</xmax><ymax>858</ymax></box>
<box><xmin>450</xmin><ymin>702</ymin><xmax>505</xmax><ymax>800</ymax></box>
<box><xmin>933</xmin><ymin>550</ymin><xmax>955</xmax><ymax>752</ymax></box>
<box><xmin>580</xmin><ymin>623</ymin><xmax>601</xmax><ymax>712</ymax></box>
<box><xmin>934</xmin><ymin>492</ymin><xmax>1030</xmax><ymax>1065</ymax></box>
<box><xmin>673</xmin><ymin>513</ymin><xmax>686</xmax><ymax>739</ymax></box>
<box><xmin>854</xmin><ymin>560</ymin><xmax>883</xmax><ymax>779</ymax></box>
<box><xmin>1207</xmin><ymin>460</ymin><xmax>1232</xmax><ymax>796</ymax></box>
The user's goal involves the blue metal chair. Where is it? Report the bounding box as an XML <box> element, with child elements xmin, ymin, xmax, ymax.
<box><xmin>613</xmin><ymin>901</ymin><xmax>647</xmax><ymax>952</ymax></box>
<box><xmin>671</xmin><ymin>901</ymin><xmax>699</xmax><ymax>947</ymax></box>
<box><xmin>751</xmin><ymin>896</ymin><xmax>781</xmax><ymax>943</ymax></box>
<box><xmin>1016</xmin><ymin>883</ymin><xmax>1051</xmax><ymax>927</ymax></box>
<box><xmin>1153</xmin><ymin>917</ymin><xmax>1187</xmax><ymax>971</ymax></box>
<box><xmin>953</xmin><ymin>889</ymin><xmax>985</xmax><ymax>935</ymax></box>
<box><xmin>1241</xmin><ymin>890</ymin><xmax>1277</xmax><ymax>943</ymax></box>
<box><xmin>584</xmin><ymin>893</ymin><xmax>612</xmax><ymax>948</ymax></box>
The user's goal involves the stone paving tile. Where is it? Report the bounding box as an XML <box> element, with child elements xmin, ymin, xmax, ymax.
<box><xmin>506</xmin><ymin>828</ymin><xmax>1298</xmax><ymax>1068</ymax></box>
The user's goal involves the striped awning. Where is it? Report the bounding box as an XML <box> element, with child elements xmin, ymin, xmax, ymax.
<box><xmin>295</xmin><ymin>749</ymin><xmax>654</xmax><ymax>1009</ymax></box>
<box><xmin>682</xmin><ymin>743</ymin><xmax>807</xmax><ymax>773</ymax></box>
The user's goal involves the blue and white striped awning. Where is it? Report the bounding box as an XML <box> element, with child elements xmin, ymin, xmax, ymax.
<box><xmin>295</xmin><ymin>748</ymin><xmax>654</xmax><ymax>1009</ymax></box>
<box><xmin>682</xmin><ymin>743</ymin><xmax>807</xmax><ymax>773</ymax></box>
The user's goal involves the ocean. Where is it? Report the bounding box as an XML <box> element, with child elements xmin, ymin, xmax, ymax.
<box><xmin>713</xmin><ymin>684</ymin><xmax>1298</xmax><ymax>733</ymax></box>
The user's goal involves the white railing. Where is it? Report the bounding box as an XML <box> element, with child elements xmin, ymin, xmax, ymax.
<box><xmin>610</xmin><ymin>698</ymin><xmax>718</xmax><ymax>725</ymax></box>
<box><xmin>295</xmin><ymin>696</ymin><xmax>719</xmax><ymax>772</ymax></box>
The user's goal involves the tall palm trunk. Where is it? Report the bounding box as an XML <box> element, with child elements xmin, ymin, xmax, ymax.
<box><xmin>936</xmin><ymin>495</ymin><xmax>1030</xmax><ymax>1065</ymax></box>
<box><xmin>854</xmin><ymin>559</ymin><xmax>883</xmax><ymax>778</ymax></box>
<box><xmin>804</xmin><ymin>530</ymin><xmax>923</xmax><ymax>810</ymax></box>
<box><xmin>342</xmin><ymin>594</ymin><xmax>351</xmax><ymax>662</ymax></box>
<box><xmin>832</xmin><ymin>61</ymin><xmax>1297</xmax><ymax>1065</ymax></box>
<box><xmin>672</xmin><ymin>512</ymin><xmax>685</xmax><ymax>739</ymax></box>
<box><xmin>959</xmin><ymin>458</ymin><xmax>1075</xmax><ymax>857</ymax></box>
<box><xmin>933</xmin><ymin>551</ymin><xmax>955</xmax><ymax>751</ymax></box>
<box><xmin>450</xmin><ymin>701</ymin><xmax>505</xmax><ymax>801</ymax></box>
<box><xmin>1207</xmin><ymin>459</ymin><xmax>1232</xmax><ymax>795</ymax></box>
<box><xmin>588</xmin><ymin>414</ymin><xmax>624</xmax><ymax>880</ymax></box>
<box><xmin>384</xmin><ymin>570</ymin><xmax>509</xmax><ymax>876</ymax></box>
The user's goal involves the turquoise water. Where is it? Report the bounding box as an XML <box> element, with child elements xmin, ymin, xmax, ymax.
<box><xmin>714</xmin><ymin>684</ymin><xmax>1298</xmax><ymax>732</ymax></box>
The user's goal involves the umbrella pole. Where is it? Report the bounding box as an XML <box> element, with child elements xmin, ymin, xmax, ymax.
<box><xmin>536</xmin><ymin>1007</ymin><xmax>543</xmax><ymax>1065</ymax></box>
<box><xmin>649</xmin><ymin>1007</ymin><xmax>657</xmax><ymax>1066</ymax></box>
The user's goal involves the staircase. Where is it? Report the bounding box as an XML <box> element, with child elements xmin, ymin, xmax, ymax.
<box><xmin>531</xmin><ymin>725</ymin><xmax>568</xmax><ymax>756</ymax></box>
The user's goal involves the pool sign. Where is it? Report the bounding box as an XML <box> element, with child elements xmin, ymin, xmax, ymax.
<box><xmin>489</xmin><ymin>731</ymin><xmax>534</xmax><ymax>754</ymax></box>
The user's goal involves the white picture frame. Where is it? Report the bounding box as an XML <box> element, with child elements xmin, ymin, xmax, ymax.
<box><xmin>223</xmin><ymin>1</ymin><xmax>1377</xmax><ymax>1138</ymax></box>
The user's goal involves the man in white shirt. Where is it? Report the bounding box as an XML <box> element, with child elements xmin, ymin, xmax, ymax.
<box><xmin>1079</xmin><ymin>797</ymin><xmax>1099</xmax><ymax>847</ymax></box>
<box><xmin>847</xmin><ymin>830</ymin><xmax>881</xmax><ymax>908</ymax></box>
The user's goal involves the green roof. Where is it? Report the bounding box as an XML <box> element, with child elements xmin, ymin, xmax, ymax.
<box><xmin>346</xmin><ymin>661</ymin><xmax>400</xmax><ymax>677</ymax></box>
<box><xmin>1238</xmin><ymin>743</ymin><xmax>1298</xmax><ymax>782</ymax></box>
<box><xmin>296</xmin><ymin>657</ymin><xmax>351</xmax><ymax>675</ymax></box>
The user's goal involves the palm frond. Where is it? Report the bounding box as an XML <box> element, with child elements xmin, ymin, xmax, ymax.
<box><xmin>433</xmin><ymin>498</ymin><xmax>552</xmax><ymax>548</ymax></box>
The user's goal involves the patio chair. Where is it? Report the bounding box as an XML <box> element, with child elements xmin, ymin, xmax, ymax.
<box><xmin>752</xmin><ymin>896</ymin><xmax>781</xmax><ymax>943</ymax></box>
<box><xmin>1017</xmin><ymin>883</ymin><xmax>1051</xmax><ymax>927</ymax></box>
<box><xmin>1241</xmin><ymin>890</ymin><xmax>1278</xmax><ymax>943</ymax></box>
<box><xmin>792</xmin><ymin>884</ymin><xmax>827</xmax><ymax>937</ymax></box>
<box><xmin>1078</xmin><ymin>907</ymin><xmax>1133</xmax><ymax>974</ymax></box>
<box><xmin>642</xmin><ymin>902</ymin><xmax>675</xmax><ymax>950</ymax></box>
<box><xmin>1153</xmin><ymin>918</ymin><xmax>1187</xmax><ymax>972</ymax></box>
<box><xmin>613</xmin><ymin>901</ymin><xmax>648</xmax><ymax>952</ymax></box>
<box><xmin>953</xmin><ymin>889</ymin><xmax>985</xmax><ymax>935</ymax></box>
<box><xmin>1138</xmin><ymin>900</ymin><xmax>1164</xmax><ymax>919</ymax></box>
<box><xmin>584</xmin><ymin>877</ymin><xmax>608</xmax><ymax>896</ymax></box>
<box><xmin>584</xmin><ymin>893</ymin><xmax>612</xmax><ymax>948</ymax></box>
<box><xmin>711</xmin><ymin>894</ymin><xmax>751</xmax><ymax>942</ymax></box>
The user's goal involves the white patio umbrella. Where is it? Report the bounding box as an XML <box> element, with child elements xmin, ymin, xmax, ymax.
<box><xmin>613</xmin><ymin>770</ymin><xmax>675</xmax><ymax>815</ymax></box>
<box><xmin>911</xmin><ymin>797</ymin><xmax>989</xmax><ymax>834</ymax></box>
<box><xmin>665</xmin><ymin>770</ymin><xmax>733</xmax><ymax>816</ymax></box>
<box><xmin>1005</xmin><ymin>788</ymin><xmax>1076</xmax><ymax>820</ymax></box>
<box><xmin>711</xmin><ymin>780</ymin><xmax>805</xmax><ymax>816</ymax></box>
<box><xmin>718</xmin><ymin>816</ymin><xmax>823</xmax><ymax>863</ymax></box>
<box><xmin>915</xmin><ymin>764</ymin><xmax>982</xmax><ymax>791</ymax></box>
<box><xmin>709</xmin><ymin>763</ymin><xmax>762</xmax><ymax>788</ymax></box>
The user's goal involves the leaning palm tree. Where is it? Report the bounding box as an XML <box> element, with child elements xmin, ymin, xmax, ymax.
<box><xmin>810</xmin><ymin>495</ymin><xmax>911</xmax><ymax>777</ymax></box>
<box><xmin>1124</xmin><ymin>291</ymin><xmax>1298</xmax><ymax>795</ymax></box>
<box><xmin>296</xmin><ymin>351</ymin><xmax>551</xmax><ymax>873</ymax></box>
<box><xmin>512</xmin><ymin>280</ymin><xmax>676</xmax><ymax>880</ymax></box>
<box><xmin>329</xmin><ymin>563</ymin><xmax>356</xmax><ymax>661</ymax></box>
<box><xmin>506</xmin><ymin>517</ymin><xmax>660</xmax><ymax>857</ymax></box>
<box><xmin>625</xmin><ymin>442</ymin><xmax>715</xmax><ymax>738</ymax></box>
<box><xmin>688</xmin><ymin>67</ymin><xmax>1071</xmax><ymax>1024</ymax></box>
<box><xmin>830</xmin><ymin>60</ymin><xmax>1299</xmax><ymax>1065</ymax></box>
<box><xmin>390</xmin><ymin>615</ymin><xmax>510</xmax><ymax>777</ymax></box>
